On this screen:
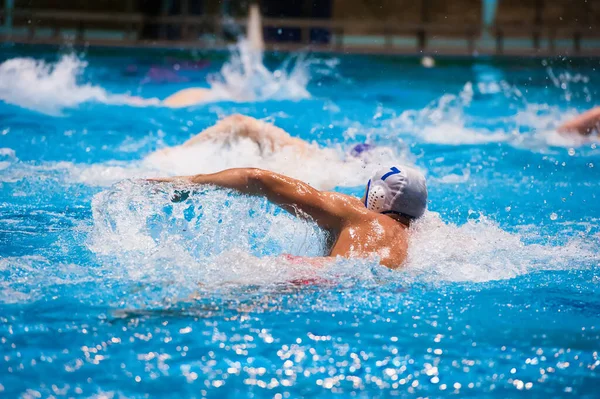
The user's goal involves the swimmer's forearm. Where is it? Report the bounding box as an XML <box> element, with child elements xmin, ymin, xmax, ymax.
<box><xmin>150</xmin><ymin>168</ymin><xmax>319</xmax><ymax>208</ymax></box>
<box><xmin>189</xmin><ymin>169</ymin><xmax>261</xmax><ymax>194</ymax></box>
<box><xmin>148</xmin><ymin>169</ymin><xmax>265</xmax><ymax>195</ymax></box>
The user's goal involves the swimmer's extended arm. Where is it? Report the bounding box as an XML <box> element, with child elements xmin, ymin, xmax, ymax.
<box><xmin>148</xmin><ymin>168</ymin><xmax>355</xmax><ymax>229</ymax></box>
<box><xmin>558</xmin><ymin>107</ymin><xmax>600</xmax><ymax>135</ymax></box>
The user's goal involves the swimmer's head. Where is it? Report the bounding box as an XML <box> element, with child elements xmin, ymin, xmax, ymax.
<box><xmin>363</xmin><ymin>165</ymin><xmax>427</xmax><ymax>221</ymax></box>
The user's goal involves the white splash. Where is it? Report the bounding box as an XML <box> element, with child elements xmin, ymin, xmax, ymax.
<box><xmin>383</xmin><ymin>80</ymin><xmax>597</xmax><ymax>149</ymax></box>
<box><xmin>88</xmin><ymin>180</ymin><xmax>330</xmax><ymax>287</ymax></box>
<box><xmin>206</xmin><ymin>39</ymin><xmax>311</xmax><ymax>103</ymax></box>
<box><xmin>405</xmin><ymin>212</ymin><xmax>598</xmax><ymax>282</ymax></box>
<box><xmin>84</xmin><ymin>180</ymin><xmax>600</xmax><ymax>290</ymax></box>
<box><xmin>0</xmin><ymin>135</ymin><xmax>408</xmax><ymax>190</ymax></box>
<box><xmin>0</xmin><ymin>39</ymin><xmax>313</xmax><ymax>115</ymax></box>
<box><xmin>0</xmin><ymin>54</ymin><xmax>157</xmax><ymax>115</ymax></box>
<box><xmin>144</xmin><ymin>136</ymin><xmax>405</xmax><ymax>190</ymax></box>
<box><xmin>0</xmin><ymin>255</ymin><xmax>95</xmax><ymax>303</ymax></box>
<box><xmin>247</xmin><ymin>3</ymin><xmax>264</xmax><ymax>53</ymax></box>
<box><xmin>384</xmin><ymin>83</ymin><xmax>512</xmax><ymax>145</ymax></box>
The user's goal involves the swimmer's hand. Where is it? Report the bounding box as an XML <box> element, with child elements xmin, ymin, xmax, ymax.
<box><xmin>171</xmin><ymin>190</ymin><xmax>190</xmax><ymax>202</ymax></box>
<box><xmin>145</xmin><ymin>177</ymin><xmax>192</xmax><ymax>202</ymax></box>
<box><xmin>146</xmin><ymin>176</ymin><xmax>192</xmax><ymax>183</ymax></box>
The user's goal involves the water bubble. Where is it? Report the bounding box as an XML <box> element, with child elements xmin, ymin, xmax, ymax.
<box><xmin>550</xmin><ymin>213</ymin><xmax>558</xmax><ymax>221</ymax></box>
<box><xmin>568</xmin><ymin>148</ymin><xmax>576</xmax><ymax>156</ymax></box>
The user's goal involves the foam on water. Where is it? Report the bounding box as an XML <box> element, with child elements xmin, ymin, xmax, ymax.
<box><xmin>0</xmin><ymin>147</ymin><xmax>17</xmax><ymax>171</ymax></box>
<box><xmin>0</xmin><ymin>255</ymin><xmax>96</xmax><ymax>303</ymax></box>
<box><xmin>88</xmin><ymin>180</ymin><xmax>332</xmax><ymax>290</ymax></box>
<box><xmin>206</xmin><ymin>39</ymin><xmax>311</xmax><ymax>103</ymax></box>
<box><xmin>0</xmin><ymin>39</ymin><xmax>312</xmax><ymax>115</ymax></box>
<box><xmin>405</xmin><ymin>212</ymin><xmax>598</xmax><ymax>282</ymax></box>
<box><xmin>383</xmin><ymin>79</ymin><xmax>597</xmax><ymax>150</ymax></box>
<box><xmin>377</xmin><ymin>83</ymin><xmax>510</xmax><ymax>145</ymax></box>
<box><xmin>144</xmin><ymin>136</ymin><xmax>405</xmax><ymax>190</ymax></box>
<box><xmin>0</xmin><ymin>54</ymin><xmax>158</xmax><ymax>115</ymax></box>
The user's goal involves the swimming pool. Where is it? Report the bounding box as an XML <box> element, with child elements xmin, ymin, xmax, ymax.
<box><xmin>1</xmin><ymin>42</ymin><xmax>599</xmax><ymax>397</ymax></box>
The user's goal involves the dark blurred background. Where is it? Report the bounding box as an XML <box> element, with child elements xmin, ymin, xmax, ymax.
<box><xmin>1</xmin><ymin>0</ymin><xmax>599</xmax><ymax>55</ymax></box>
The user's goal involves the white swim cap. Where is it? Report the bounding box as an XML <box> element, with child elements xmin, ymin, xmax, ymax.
<box><xmin>365</xmin><ymin>165</ymin><xmax>428</xmax><ymax>219</ymax></box>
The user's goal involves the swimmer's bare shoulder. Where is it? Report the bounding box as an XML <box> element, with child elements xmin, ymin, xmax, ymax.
<box><xmin>275</xmin><ymin>193</ymin><xmax>407</xmax><ymax>269</ymax></box>
<box><xmin>326</xmin><ymin>195</ymin><xmax>409</xmax><ymax>269</ymax></box>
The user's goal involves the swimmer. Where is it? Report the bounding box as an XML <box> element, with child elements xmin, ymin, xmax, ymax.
<box><xmin>148</xmin><ymin>165</ymin><xmax>427</xmax><ymax>269</ymax></box>
<box><xmin>155</xmin><ymin>114</ymin><xmax>376</xmax><ymax>159</ymax></box>
<box><xmin>558</xmin><ymin>106</ymin><xmax>600</xmax><ymax>136</ymax></box>
<box><xmin>162</xmin><ymin>88</ymin><xmax>214</xmax><ymax>108</ymax></box>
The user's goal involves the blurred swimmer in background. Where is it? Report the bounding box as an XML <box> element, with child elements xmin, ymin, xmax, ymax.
<box><xmin>161</xmin><ymin>87</ymin><xmax>215</xmax><ymax>108</ymax></box>
<box><xmin>559</xmin><ymin>106</ymin><xmax>600</xmax><ymax>136</ymax></box>
<box><xmin>152</xmin><ymin>114</ymin><xmax>378</xmax><ymax>160</ymax></box>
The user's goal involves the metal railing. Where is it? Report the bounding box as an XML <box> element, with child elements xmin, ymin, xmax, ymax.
<box><xmin>0</xmin><ymin>8</ymin><xmax>598</xmax><ymax>56</ymax></box>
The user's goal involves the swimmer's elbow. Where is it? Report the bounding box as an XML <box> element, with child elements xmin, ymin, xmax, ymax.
<box><xmin>242</xmin><ymin>168</ymin><xmax>272</xmax><ymax>192</ymax></box>
<box><xmin>246</xmin><ymin>168</ymin><xmax>310</xmax><ymax>199</ymax></box>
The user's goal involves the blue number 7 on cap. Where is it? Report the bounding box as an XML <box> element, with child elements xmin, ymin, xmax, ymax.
<box><xmin>381</xmin><ymin>167</ymin><xmax>401</xmax><ymax>181</ymax></box>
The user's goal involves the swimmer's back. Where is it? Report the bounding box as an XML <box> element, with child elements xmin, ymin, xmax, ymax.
<box><xmin>325</xmin><ymin>193</ymin><xmax>409</xmax><ymax>268</ymax></box>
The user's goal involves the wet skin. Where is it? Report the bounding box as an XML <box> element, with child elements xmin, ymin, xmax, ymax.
<box><xmin>149</xmin><ymin>168</ymin><xmax>409</xmax><ymax>269</ymax></box>
<box><xmin>559</xmin><ymin>106</ymin><xmax>600</xmax><ymax>136</ymax></box>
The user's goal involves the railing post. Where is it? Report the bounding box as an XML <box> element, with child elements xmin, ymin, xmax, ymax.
<box><xmin>495</xmin><ymin>28</ymin><xmax>503</xmax><ymax>55</ymax></box>
<box><xmin>419</xmin><ymin>0</ymin><xmax>428</xmax><ymax>52</ymax></box>
<box><xmin>335</xmin><ymin>26</ymin><xmax>343</xmax><ymax>50</ymax></box>
<box><xmin>301</xmin><ymin>26</ymin><xmax>309</xmax><ymax>45</ymax></box>
<box><xmin>181</xmin><ymin>0</ymin><xmax>189</xmax><ymax>40</ymax></box>
<box><xmin>574</xmin><ymin>31</ymin><xmax>581</xmax><ymax>54</ymax></box>
<box><xmin>417</xmin><ymin>28</ymin><xmax>426</xmax><ymax>52</ymax></box>
<box><xmin>136</xmin><ymin>19</ymin><xmax>144</xmax><ymax>43</ymax></box>
<box><xmin>384</xmin><ymin>25</ymin><xmax>392</xmax><ymax>50</ymax></box>
<box><xmin>467</xmin><ymin>27</ymin><xmax>475</xmax><ymax>53</ymax></box>
<box><xmin>159</xmin><ymin>0</ymin><xmax>168</xmax><ymax>40</ymax></box>
<box><xmin>533</xmin><ymin>0</ymin><xmax>543</xmax><ymax>51</ymax></box>
<box><xmin>28</xmin><ymin>16</ymin><xmax>36</xmax><ymax>41</ymax></box>
<box><xmin>533</xmin><ymin>30</ymin><xmax>540</xmax><ymax>51</ymax></box>
<box><xmin>548</xmin><ymin>28</ymin><xmax>555</xmax><ymax>54</ymax></box>
<box><xmin>126</xmin><ymin>0</ymin><xmax>135</xmax><ymax>41</ymax></box>
<box><xmin>77</xmin><ymin>20</ymin><xmax>84</xmax><ymax>44</ymax></box>
<box><xmin>51</xmin><ymin>18</ymin><xmax>60</xmax><ymax>41</ymax></box>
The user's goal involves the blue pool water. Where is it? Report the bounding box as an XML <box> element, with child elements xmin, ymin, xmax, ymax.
<box><xmin>1</xmin><ymin>42</ymin><xmax>599</xmax><ymax>397</ymax></box>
